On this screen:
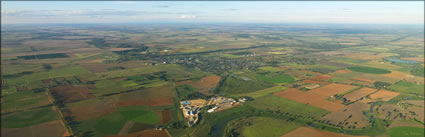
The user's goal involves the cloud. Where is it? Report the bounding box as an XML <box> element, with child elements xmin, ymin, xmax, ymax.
<box><xmin>180</xmin><ymin>15</ymin><xmax>196</xmax><ymax>19</ymax></box>
<box><xmin>223</xmin><ymin>9</ymin><xmax>238</xmax><ymax>11</ymax></box>
<box><xmin>154</xmin><ymin>5</ymin><xmax>170</xmax><ymax>8</ymax></box>
<box><xmin>113</xmin><ymin>1</ymin><xmax>138</xmax><ymax>4</ymax></box>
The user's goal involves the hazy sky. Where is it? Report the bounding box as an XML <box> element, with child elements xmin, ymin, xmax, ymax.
<box><xmin>1</xmin><ymin>1</ymin><xmax>424</xmax><ymax>24</ymax></box>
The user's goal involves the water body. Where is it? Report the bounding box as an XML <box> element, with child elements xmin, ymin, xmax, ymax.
<box><xmin>386</xmin><ymin>59</ymin><xmax>418</xmax><ymax>64</ymax></box>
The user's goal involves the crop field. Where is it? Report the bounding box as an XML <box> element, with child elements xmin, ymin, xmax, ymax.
<box><xmin>1</xmin><ymin>107</ymin><xmax>59</xmax><ymax>128</ymax></box>
<box><xmin>226</xmin><ymin>117</ymin><xmax>299</xmax><ymax>137</ymax></box>
<box><xmin>347</xmin><ymin>66</ymin><xmax>392</xmax><ymax>74</ymax></box>
<box><xmin>1</xmin><ymin>23</ymin><xmax>423</xmax><ymax>137</ymax></box>
<box><xmin>309</xmin><ymin>83</ymin><xmax>357</xmax><ymax>97</ymax></box>
<box><xmin>369</xmin><ymin>89</ymin><xmax>400</xmax><ymax>101</ymax></box>
<box><xmin>1</xmin><ymin>120</ymin><xmax>68</xmax><ymax>137</ymax></box>
<box><xmin>388</xmin><ymin>81</ymin><xmax>425</xmax><ymax>96</ymax></box>
<box><xmin>231</xmin><ymin>85</ymin><xmax>287</xmax><ymax>98</ymax></box>
<box><xmin>343</xmin><ymin>88</ymin><xmax>377</xmax><ymax>102</ymax></box>
<box><xmin>49</xmin><ymin>85</ymin><xmax>95</xmax><ymax>103</ymax></box>
<box><xmin>389</xmin><ymin>127</ymin><xmax>424</xmax><ymax>137</ymax></box>
<box><xmin>248</xmin><ymin>95</ymin><xmax>329</xmax><ymax>118</ymax></box>
<box><xmin>274</xmin><ymin>88</ymin><xmax>345</xmax><ymax>112</ymax></box>
<box><xmin>1</xmin><ymin>91</ymin><xmax>50</xmax><ymax>113</ymax></box>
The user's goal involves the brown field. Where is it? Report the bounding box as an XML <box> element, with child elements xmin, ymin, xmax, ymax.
<box><xmin>281</xmin><ymin>127</ymin><xmax>369</xmax><ymax>137</ymax></box>
<box><xmin>351</xmin><ymin>77</ymin><xmax>376</xmax><ymax>84</ymax></box>
<box><xmin>49</xmin><ymin>85</ymin><xmax>95</xmax><ymax>103</ymax></box>
<box><xmin>335</xmin><ymin>69</ymin><xmax>352</xmax><ymax>73</ymax></box>
<box><xmin>400</xmin><ymin>57</ymin><xmax>425</xmax><ymax>62</ymax></box>
<box><xmin>343</xmin><ymin>88</ymin><xmax>377</xmax><ymax>102</ymax></box>
<box><xmin>117</xmin><ymin>98</ymin><xmax>174</xmax><ymax>107</ymax></box>
<box><xmin>400</xmin><ymin>100</ymin><xmax>424</xmax><ymax>107</ymax></box>
<box><xmin>309</xmin><ymin>75</ymin><xmax>333</xmax><ymax>81</ymax></box>
<box><xmin>159</xmin><ymin>110</ymin><xmax>172</xmax><ymax>124</ymax></box>
<box><xmin>388</xmin><ymin>120</ymin><xmax>425</xmax><ymax>129</ymax></box>
<box><xmin>303</xmin><ymin>79</ymin><xmax>329</xmax><ymax>85</ymax></box>
<box><xmin>1</xmin><ymin>120</ymin><xmax>67</xmax><ymax>137</ymax></box>
<box><xmin>176</xmin><ymin>75</ymin><xmax>220</xmax><ymax>94</ymax></box>
<box><xmin>309</xmin><ymin>83</ymin><xmax>357</xmax><ymax>97</ymax></box>
<box><xmin>369</xmin><ymin>89</ymin><xmax>400</xmax><ymax>101</ymax></box>
<box><xmin>342</xmin><ymin>80</ymin><xmax>373</xmax><ymax>87</ymax></box>
<box><xmin>316</xmin><ymin>51</ymin><xmax>346</xmax><ymax>56</ymax></box>
<box><xmin>107</xmin><ymin>48</ymin><xmax>134</xmax><ymax>51</ymax></box>
<box><xmin>320</xmin><ymin>102</ymin><xmax>371</xmax><ymax>129</ymax></box>
<box><xmin>69</xmin><ymin>98</ymin><xmax>117</xmax><ymax>120</ymax></box>
<box><xmin>105</xmin><ymin>129</ymin><xmax>169</xmax><ymax>137</ymax></box>
<box><xmin>274</xmin><ymin>88</ymin><xmax>345</xmax><ymax>112</ymax></box>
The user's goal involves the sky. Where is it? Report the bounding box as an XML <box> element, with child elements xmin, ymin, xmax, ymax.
<box><xmin>1</xmin><ymin>1</ymin><xmax>424</xmax><ymax>24</ymax></box>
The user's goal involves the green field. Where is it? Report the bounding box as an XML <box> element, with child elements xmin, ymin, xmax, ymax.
<box><xmin>348</xmin><ymin>66</ymin><xmax>391</xmax><ymax>74</ymax></box>
<box><xmin>2</xmin><ymin>107</ymin><xmax>58</xmax><ymax>128</ymax></box>
<box><xmin>241</xmin><ymin>117</ymin><xmax>299</xmax><ymax>137</ymax></box>
<box><xmin>118</xmin><ymin>106</ymin><xmax>160</xmax><ymax>125</ymax></box>
<box><xmin>389</xmin><ymin>81</ymin><xmax>424</xmax><ymax>96</ymax></box>
<box><xmin>389</xmin><ymin>127</ymin><xmax>425</xmax><ymax>137</ymax></box>
<box><xmin>256</xmin><ymin>74</ymin><xmax>295</xmax><ymax>84</ymax></box>
<box><xmin>217</xmin><ymin>74</ymin><xmax>274</xmax><ymax>95</ymax></box>
<box><xmin>247</xmin><ymin>95</ymin><xmax>329</xmax><ymax>119</ymax></box>
<box><xmin>1</xmin><ymin>91</ymin><xmax>50</xmax><ymax>113</ymax></box>
<box><xmin>76</xmin><ymin>105</ymin><xmax>160</xmax><ymax>136</ymax></box>
<box><xmin>232</xmin><ymin>86</ymin><xmax>287</xmax><ymax>98</ymax></box>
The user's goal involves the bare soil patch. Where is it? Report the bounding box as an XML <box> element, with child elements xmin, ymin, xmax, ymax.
<box><xmin>159</xmin><ymin>110</ymin><xmax>172</xmax><ymax>124</ymax></box>
<box><xmin>49</xmin><ymin>85</ymin><xmax>95</xmax><ymax>103</ymax></box>
<box><xmin>369</xmin><ymin>89</ymin><xmax>400</xmax><ymax>101</ymax></box>
<box><xmin>336</xmin><ymin>70</ymin><xmax>352</xmax><ymax>73</ymax></box>
<box><xmin>274</xmin><ymin>88</ymin><xmax>345</xmax><ymax>112</ymax></box>
<box><xmin>343</xmin><ymin>88</ymin><xmax>377</xmax><ymax>102</ymax></box>
<box><xmin>69</xmin><ymin>98</ymin><xmax>117</xmax><ymax>121</ymax></box>
<box><xmin>303</xmin><ymin>79</ymin><xmax>329</xmax><ymax>85</ymax></box>
<box><xmin>309</xmin><ymin>83</ymin><xmax>357</xmax><ymax>97</ymax></box>
<box><xmin>351</xmin><ymin>77</ymin><xmax>376</xmax><ymax>84</ymax></box>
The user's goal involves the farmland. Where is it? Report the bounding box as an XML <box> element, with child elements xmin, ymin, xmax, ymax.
<box><xmin>1</xmin><ymin>23</ymin><xmax>423</xmax><ymax>137</ymax></box>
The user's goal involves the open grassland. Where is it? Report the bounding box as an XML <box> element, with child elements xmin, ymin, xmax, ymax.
<box><xmin>256</xmin><ymin>73</ymin><xmax>295</xmax><ymax>84</ymax></box>
<box><xmin>2</xmin><ymin>107</ymin><xmax>58</xmax><ymax>128</ymax></box>
<box><xmin>1</xmin><ymin>120</ymin><xmax>68</xmax><ymax>137</ymax></box>
<box><xmin>232</xmin><ymin>85</ymin><xmax>287</xmax><ymax>98</ymax></box>
<box><xmin>75</xmin><ymin>106</ymin><xmax>160</xmax><ymax>136</ymax></box>
<box><xmin>389</xmin><ymin>127</ymin><xmax>424</xmax><ymax>137</ymax></box>
<box><xmin>389</xmin><ymin>81</ymin><xmax>424</xmax><ymax>96</ymax></box>
<box><xmin>229</xmin><ymin>117</ymin><xmax>299</xmax><ymax>137</ymax></box>
<box><xmin>216</xmin><ymin>74</ymin><xmax>274</xmax><ymax>95</ymax></box>
<box><xmin>247</xmin><ymin>95</ymin><xmax>329</xmax><ymax>118</ymax></box>
<box><xmin>1</xmin><ymin>91</ymin><xmax>50</xmax><ymax>113</ymax></box>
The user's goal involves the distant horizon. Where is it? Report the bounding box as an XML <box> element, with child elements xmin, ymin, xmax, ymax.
<box><xmin>2</xmin><ymin>1</ymin><xmax>424</xmax><ymax>24</ymax></box>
